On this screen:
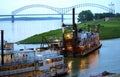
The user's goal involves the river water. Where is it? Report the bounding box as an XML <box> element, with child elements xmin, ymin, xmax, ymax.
<box><xmin>0</xmin><ymin>20</ymin><xmax>62</xmax><ymax>42</ymax></box>
<box><xmin>0</xmin><ymin>20</ymin><xmax>120</xmax><ymax>77</ymax></box>
<box><xmin>63</xmin><ymin>38</ymin><xmax>120</xmax><ymax>77</ymax></box>
<box><xmin>2</xmin><ymin>38</ymin><xmax>119</xmax><ymax>77</ymax></box>
<box><xmin>0</xmin><ymin>16</ymin><xmax>75</xmax><ymax>42</ymax></box>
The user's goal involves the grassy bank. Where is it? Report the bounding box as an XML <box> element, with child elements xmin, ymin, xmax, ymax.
<box><xmin>17</xmin><ymin>17</ymin><xmax>120</xmax><ymax>44</ymax></box>
<box><xmin>79</xmin><ymin>17</ymin><xmax>120</xmax><ymax>40</ymax></box>
<box><xmin>17</xmin><ymin>29</ymin><xmax>62</xmax><ymax>44</ymax></box>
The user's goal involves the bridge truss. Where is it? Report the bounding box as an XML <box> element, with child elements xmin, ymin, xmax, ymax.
<box><xmin>4</xmin><ymin>3</ymin><xmax>115</xmax><ymax>23</ymax></box>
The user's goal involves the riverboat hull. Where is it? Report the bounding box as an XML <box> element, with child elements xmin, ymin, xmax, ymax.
<box><xmin>90</xmin><ymin>71</ymin><xmax>115</xmax><ymax>77</ymax></box>
<box><xmin>77</xmin><ymin>44</ymin><xmax>102</xmax><ymax>57</ymax></box>
<box><xmin>0</xmin><ymin>62</ymin><xmax>35</xmax><ymax>76</ymax></box>
<box><xmin>52</xmin><ymin>67</ymin><xmax>69</xmax><ymax>77</ymax></box>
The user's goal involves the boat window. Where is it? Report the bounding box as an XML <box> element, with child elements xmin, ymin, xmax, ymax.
<box><xmin>52</xmin><ymin>58</ymin><xmax>57</xmax><ymax>62</ymax></box>
<box><xmin>38</xmin><ymin>62</ymin><xmax>43</xmax><ymax>66</ymax></box>
<box><xmin>46</xmin><ymin>59</ymin><xmax>52</xmax><ymax>64</ymax></box>
<box><xmin>56</xmin><ymin>65</ymin><xmax>62</xmax><ymax>69</ymax></box>
<box><xmin>52</xmin><ymin>57</ymin><xmax>62</xmax><ymax>62</ymax></box>
<box><xmin>50</xmin><ymin>68</ymin><xmax>56</xmax><ymax>72</ymax></box>
<box><xmin>24</xmin><ymin>63</ymin><xmax>34</xmax><ymax>67</ymax></box>
<box><xmin>57</xmin><ymin>57</ymin><xmax>63</xmax><ymax>61</ymax></box>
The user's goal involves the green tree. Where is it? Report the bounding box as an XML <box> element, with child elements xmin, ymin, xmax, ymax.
<box><xmin>78</xmin><ymin>10</ymin><xmax>94</xmax><ymax>23</ymax></box>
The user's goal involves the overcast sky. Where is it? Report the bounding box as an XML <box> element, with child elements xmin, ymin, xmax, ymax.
<box><xmin>0</xmin><ymin>0</ymin><xmax>120</xmax><ymax>15</ymax></box>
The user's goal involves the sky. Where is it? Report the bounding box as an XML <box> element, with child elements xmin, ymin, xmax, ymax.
<box><xmin>0</xmin><ymin>0</ymin><xmax>120</xmax><ymax>15</ymax></box>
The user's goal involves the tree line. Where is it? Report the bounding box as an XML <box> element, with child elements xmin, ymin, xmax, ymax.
<box><xmin>78</xmin><ymin>10</ymin><xmax>120</xmax><ymax>23</ymax></box>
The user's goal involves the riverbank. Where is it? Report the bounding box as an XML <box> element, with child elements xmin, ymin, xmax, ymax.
<box><xmin>105</xmin><ymin>74</ymin><xmax>120</xmax><ymax>77</ymax></box>
<box><xmin>79</xmin><ymin>17</ymin><xmax>120</xmax><ymax>40</ymax></box>
<box><xmin>63</xmin><ymin>38</ymin><xmax>120</xmax><ymax>77</ymax></box>
<box><xmin>17</xmin><ymin>17</ymin><xmax>120</xmax><ymax>44</ymax></box>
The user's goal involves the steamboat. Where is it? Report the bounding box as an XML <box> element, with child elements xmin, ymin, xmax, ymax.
<box><xmin>52</xmin><ymin>8</ymin><xmax>102</xmax><ymax>57</ymax></box>
<box><xmin>62</xmin><ymin>8</ymin><xmax>102</xmax><ymax>57</ymax></box>
<box><xmin>61</xmin><ymin>26</ymin><xmax>102</xmax><ymax>57</ymax></box>
<box><xmin>0</xmin><ymin>45</ymin><xmax>69</xmax><ymax>77</ymax></box>
<box><xmin>0</xmin><ymin>31</ymin><xmax>69</xmax><ymax>77</ymax></box>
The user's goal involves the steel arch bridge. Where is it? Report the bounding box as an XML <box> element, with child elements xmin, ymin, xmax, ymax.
<box><xmin>12</xmin><ymin>3</ymin><xmax>115</xmax><ymax>15</ymax></box>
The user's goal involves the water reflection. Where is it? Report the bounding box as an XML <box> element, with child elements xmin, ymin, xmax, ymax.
<box><xmin>64</xmin><ymin>50</ymin><xmax>99</xmax><ymax>77</ymax></box>
<box><xmin>68</xmin><ymin>61</ymin><xmax>73</xmax><ymax>72</ymax></box>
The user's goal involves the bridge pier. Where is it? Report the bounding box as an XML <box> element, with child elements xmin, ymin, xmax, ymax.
<box><xmin>1</xmin><ymin>30</ymin><xmax>4</xmax><ymax>65</ymax></box>
<box><xmin>61</xmin><ymin>14</ymin><xmax>64</xmax><ymax>23</ymax></box>
<box><xmin>11</xmin><ymin>15</ymin><xmax>14</xmax><ymax>23</ymax></box>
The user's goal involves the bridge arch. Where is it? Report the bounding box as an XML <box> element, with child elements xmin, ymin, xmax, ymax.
<box><xmin>12</xmin><ymin>4</ymin><xmax>63</xmax><ymax>15</ymax></box>
<box><xmin>64</xmin><ymin>3</ymin><xmax>115</xmax><ymax>14</ymax></box>
<box><xmin>12</xmin><ymin>3</ymin><xmax>115</xmax><ymax>15</ymax></box>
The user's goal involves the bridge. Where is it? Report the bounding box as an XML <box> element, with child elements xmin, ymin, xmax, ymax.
<box><xmin>1</xmin><ymin>3</ymin><xmax>115</xmax><ymax>23</ymax></box>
